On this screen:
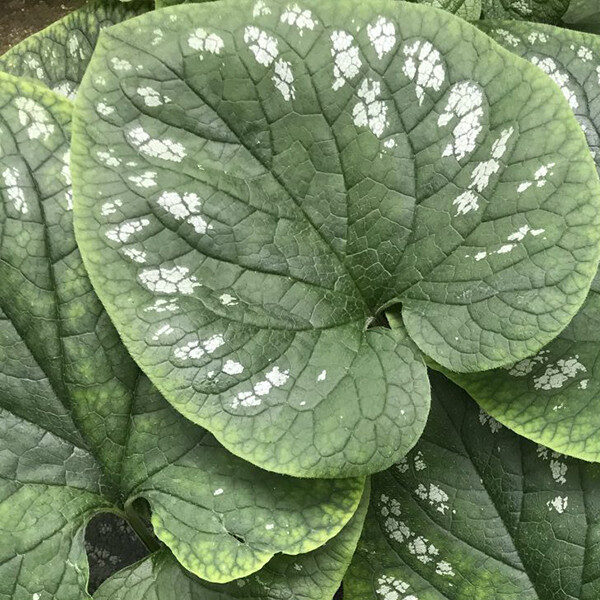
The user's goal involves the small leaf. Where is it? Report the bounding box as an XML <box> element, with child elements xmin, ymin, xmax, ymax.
<box><xmin>0</xmin><ymin>71</ymin><xmax>364</xmax><ymax>599</ymax></box>
<box><xmin>72</xmin><ymin>0</ymin><xmax>600</xmax><ymax>478</ymax></box>
<box><xmin>481</xmin><ymin>0</ymin><xmax>570</xmax><ymax>23</ymax></box>
<box><xmin>345</xmin><ymin>372</ymin><xmax>600</xmax><ymax>600</ymax></box>
<box><xmin>0</xmin><ymin>0</ymin><xmax>152</xmax><ymax>101</ymax></box>
<box><xmin>94</xmin><ymin>483</ymin><xmax>369</xmax><ymax>600</ymax></box>
<box><xmin>438</xmin><ymin>21</ymin><xmax>600</xmax><ymax>462</ymax></box>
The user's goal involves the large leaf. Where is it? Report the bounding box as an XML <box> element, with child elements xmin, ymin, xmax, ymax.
<box><xmin>481</xmin><ymin>0</ymin><xmax>570</xmax><ymax>22</ymax></box>
<box><xmin>345</xmin><ymin>371</ymin><xmax>600</xmax><ymax>600</ymax></box>
<box><xmin>0</xmin><ymin>0</ymin><xmax>152</xmax><ymax>101</ymax></box>
<box><xmin>94</xmin><ymin>483</ymin><xmax>369</xmax><ymax>600</ymax></box>
<box><xmin>436</xmin><ymin>22</ymin><xmax>600</xmax><ymax>463</ymax></box>
<box><xmin>0</xmin><ymin>70</ymin><xmax>364</xmax><ymax>599</ymax></box>
<box><xmin>72</xmin><ymin>0</ymin><xmax>600</xmax><ymax>478</ymax></box>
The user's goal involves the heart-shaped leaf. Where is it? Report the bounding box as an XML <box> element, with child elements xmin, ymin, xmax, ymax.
<box><xmin>71</xmin><ymin>0</ymin><xmax>600</xmax><ymax>478</ymax></box>
<box><xmin>0</xmin><ymin>69</ymin><xmax>364</xmax><ymax>599</ymax></box>
<box><xmin>94</xmin><ymin>483</ymin><xmax>369</xmax><ymax>600</ymax></box>
<box><xmin>0</xmin><ymin>0</ymin><xmax>152</xmax><ymax>102</ymax></box>
<box><xmin>345</xmin><ymin>371</ymin><xmax>600</xmax><ymax>600</ymax></box>
<box><xmin>437</xmin><ymin>21</ymin><xmax>600</xmax><ymax>463</ymax></box>
<box><xmin>481</xmin><ymin>0</ymin><xmax>570</xmax><ymax>22</ymax></box>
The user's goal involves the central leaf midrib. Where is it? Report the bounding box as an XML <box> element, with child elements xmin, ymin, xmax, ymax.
<box><xmin>437</xmin><ymin>398</ymin><xmax>545</xmax><ymax>600</ymax></box>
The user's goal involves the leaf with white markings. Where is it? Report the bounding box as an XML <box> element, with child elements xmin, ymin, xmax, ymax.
<box><xmin>0</xmin><ymin>71</ymin><xmax>364</xmax><ymax>600</ymax></box>
<box><xmin>435</xmin><ymin>22</ymin><xmax>600</xmax><ymax>463</ymax></box>
<box><xmin>71</xmin><ymin>0</ymin><xmax>600</xmax><ymax>478</ymax></box>
<box><xmin>481</xmin><ymin>0</ymin><xmax>570</xmax><ymax>22</ymax></box>
<box><xmin>344</xmin><ymin>372</ymin><xmax>600</xmax><ymax>600</ymax></box>
<box><xmin>0</xmin><ymin>0</ymin><xmax>152</xmax><ymax>101</ymax></box>
<box><xmin>94</xmin><ymin>484</ymin><xmax>369</xmax><ymax>600</ymax></box>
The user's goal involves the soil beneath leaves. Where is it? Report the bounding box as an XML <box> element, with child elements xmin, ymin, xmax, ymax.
<box><xmin>0</xmin><ymin>0</ymin><xmax>85</xmax><ymax>54</ymax></box>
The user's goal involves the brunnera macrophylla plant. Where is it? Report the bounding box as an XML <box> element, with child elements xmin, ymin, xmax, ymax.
<box><xmin>71</xmin><ymin>0</ymin><xmax>600</xmax><ymax>480</ymax></box>
<box><xmin>0</xmin><ymin>66</ymin><xmax>365</xmax><ymax>598</ymax></box>
<box><xmin>0</xmin><ymin>3</ymin><xmax>369</xmax><ymax>599</ymax></box>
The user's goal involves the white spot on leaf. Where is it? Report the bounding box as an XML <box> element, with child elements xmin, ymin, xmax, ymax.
<box><xmin>244</xmin><ymin>26</ymin><xmax>278</xmax><ymax>66</ymax></box>
<box><xmin>402</xmin><ymin>40</ymin><xmax>445</xmax><ymax>105</ymax></box>
<box><xmin>330</xmin><ymin>30</ymin><xmax>361</xmax><ymax>90</ymax></box>
<box><xmin>353</xmin><ymin>78</ymin><xmax>388</xmax><ymax>137</ymax></box>
<box><xmin>139</xmin><ymin>265</ymin><xmax>199</xmax><ymax>295</ymax></box>
<box><xmin>367</xmin><ymin>17</ymin><xmax>396</xmax><ymax>59</ymax></box>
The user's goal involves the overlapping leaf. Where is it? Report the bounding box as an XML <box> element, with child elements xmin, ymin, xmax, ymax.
<box><xmin>437</xmin><ymin>21</ymin><xmax>600</xmax><ymax>462</ymax></box>
<box><xmin>0</xmin><ymin>0</ymin><xmax>152</xmax><ymax>101</ymax></box>
<box><xmin>481</xmin><ymin>0</ymin><xmax>570</xmax><ymax>22</ymax></box>
<box><xmin>411</xmin><ymin>0</ymin><xmax>481</xmax><ymax>19</ymax></box>
<box><xmin>345</xmin><ymin>372</ymin><xmax>600</xmax><ymax>600</ymax></box>
<box><xmin>0</xmin><ymin>70</ymin><xmax>363</xmax><ymax>599</ymax></box>
<box><xmin>71</xmin><ymin>0</ymin><xmax>600</xmax><ymax>479</ymax></box>
<box><xmin>94</xmin><ymin>484</ymin><xmax>369</xmax><ymax>600</ymax></box>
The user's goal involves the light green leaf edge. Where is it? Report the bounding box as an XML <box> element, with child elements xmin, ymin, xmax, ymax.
<box><xmin>345</xmin><ymin>371</ymin><xmax>600</xmax><ymax>600</ymax></box>
<box><xmin>433</xmin><ymin>20</ymin><xmax>600</xmax><ymax>463</ymax></box>
<box><xmin>0</xmin><ymin>69</ymin><xmax>363</xmax><ymax>600</ymax></box>
<box><xmin>94</xmin><ymin>482</ymin><xmax>370</xmax><ymax>600</ymax></box>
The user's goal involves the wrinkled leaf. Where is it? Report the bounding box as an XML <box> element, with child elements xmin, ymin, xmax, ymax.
<box><xmin>410</xmin><ymin>0</ymin><xmax>481</xmax><ymax>20</ymax></box>
<box><xmin>94</xmin><ymin>484</ymin><xmax>369</xmax><ymax>600</ymax></box>
<box><xmin>562</xmin><ymin>0</ymin><xmax>600</xmax><ymax>29</ymax></box>
<box><xmin>0</xmin><ymin>70</ymin><xmax>364</xmax><ymax>600</ymax></box>
<box><xmin>481</xmin><ymin>0</ymin><xmax>570</xmax><ymax>22</ymax></box>
<box><xmin>72</xmin><ymin>0</ymin><xmax>600</xmax><ymax>478</ymax></box>
<box><xmin>438</xmin><ymin>21</ymin><xmax>600</xmax><ymax>462</ymax></box>
<box><xmin>0</xmin><ymin>0</ymin><xmax>151</xmax><ymax>101</ymax></box>
<box><xmin>345</xmin><ymin>371</ymin><xmax>600</xmax><ymax>600</ymax></box>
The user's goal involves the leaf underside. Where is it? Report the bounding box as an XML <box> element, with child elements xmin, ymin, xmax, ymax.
<box><xmin>345</xmin><ymin>372</ymin><xmax>600</xmax><ymax>600</ymax></box>
<box><xmin>94</xmin><ymin>482</ymin><xmax>370</xmax><ymax>600</ymax></box>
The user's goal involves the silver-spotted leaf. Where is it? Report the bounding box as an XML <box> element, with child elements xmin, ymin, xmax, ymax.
<box><xmin>0</xmin><ymin>0</ymin><xmax>152</xmax><ymax>101</ymax></box>
<box><xmin>0</xmin><ymin>70</ymin><xmax>363</xmax><ymax>599</ymax></box>
<box><xmin>345</xmin><ymin>371</ymin><xmax>600</xmax><ymax>600</ymax></box>
<box><xmin>72</xmin><ymin>0</ymin><xmax>600</xmax><ymax>477</ymax></box>
<box><xmin>94</xmin><ymin>484</ymin><xmax>369</xmax><ymax>600</ymax></box>
<box><xmin>437</xmin><ymin>21</ymin><xmax>600</xmax><ymax>462</ymax></box>
<box><xmin>481</xmin><ymin>0</ymin><xmax>570</xmax><ymax>22</ymax></box>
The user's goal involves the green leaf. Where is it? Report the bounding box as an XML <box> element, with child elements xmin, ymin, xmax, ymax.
<box><xmin>0</xmin><ymin>71</ymin><xmax>364</xmax><ymax>599</ymax></box>
<box><xmin>71</xmin><ymin>0</ymin><xmax>600</xmax><ymax>477</ymax></box>
<box><xmin>435</xmin><ymin>21</ymin><xmax>600</xmax><ymax>462</ymax></box>
<box><xmin>0</xmin><ymin>0</ymin><xmax>152</xmax><ymax>101</ymax></box>
<box><xmin>345</xmin><ymin>371</ymin><xmax>600</xmax><ymax>600</ymax></box>
<box><xmin>94</xmin><ymin>483</ymin><xmax>370</xmax><ymax>600</ymax></box>
<box><xmin>481</xmin><ymin>0</ymin><xmax>570</xmax><ymax>22</ymax></box>
<box><xmin>562</xmin><ymin>0</ymin><xmax>600</xmax><ymax>28</ymax></box>
<box><xmin>410</xmin><ymin>0</ymin><xmax>481</xmax><ymax>20</ymax></box>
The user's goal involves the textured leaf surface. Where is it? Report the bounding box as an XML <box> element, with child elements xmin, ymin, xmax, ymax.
<box><xmin>410</xmin><ymin>0</ymin><xmax>481</xmax><ymax>19</ymax></box>
<box><xmin>481</xmin><ymin>0</ymin><xmax>570</xmax><ymax>22</ymax></box>
<box><xmin>72</xmin><ymin>0</ymin><xmax>600</xmax><ymax>478</ymax></box>
<box><xmin>0</xmin><ymin>0</ymin><xmax>151</xmax><ymax>101</ymax></box>
<box><xmin>0</xmin><ymin>71</ymin><xmax>363</xmax><ymax>598</ymax></box>
<box><xmin>94</xmin><ymin>484</ymin><xmax>369</xmax><ymax>600</ymax></box>
<box><xmin>345</xmin><ymin>372</ymin><xmax>600</xmax><ymax>600</ymax></box>
<box><xmin>438</xmin><ymin>22</ymin><xmax>600</xmax><ymax>462</ymax></box>
<box><xmin>562</xmin><ymin>0</ymin><xmax>600</xmax><ymax>27</ymax></box>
